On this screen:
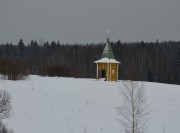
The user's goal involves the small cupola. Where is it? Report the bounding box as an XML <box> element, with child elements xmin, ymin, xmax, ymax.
<box><xmin>94</xmin><ymin>35</ymin><xmax>120</xmax><ymax>81</ymax></box>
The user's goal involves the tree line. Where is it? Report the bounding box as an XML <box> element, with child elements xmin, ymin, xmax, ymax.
<box><xmin>0</xmin><ymin>39</ymin><xmax>179</xmax><ymax>84</ymax></box>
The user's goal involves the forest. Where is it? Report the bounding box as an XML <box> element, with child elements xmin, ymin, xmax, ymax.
<box><xmin>0</xmin><ymin>39</ymin><xmax>179</xmax><ymax>84</ymax></box>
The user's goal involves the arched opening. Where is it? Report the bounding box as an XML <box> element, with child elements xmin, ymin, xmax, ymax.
<box><xmin>98</xmin><ymin>69</ymin><xmax>106</xmax><ymax>79</ymax></box>
<box><xmin>102</xmin><ymin>70</ymin><xmax>106</xmax><ymax>78</ymax></box>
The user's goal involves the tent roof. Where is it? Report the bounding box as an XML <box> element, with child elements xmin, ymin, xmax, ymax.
<box><xmin>101</xmin><ymin>39</ymin><xmax>115</xmax><ymax>59</ymax></box>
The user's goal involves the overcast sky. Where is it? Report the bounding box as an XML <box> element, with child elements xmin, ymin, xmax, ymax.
<box><xmin>0</xmin><ymin>0</ymin><xmax>180</xmax><ymax>44</ymax></box>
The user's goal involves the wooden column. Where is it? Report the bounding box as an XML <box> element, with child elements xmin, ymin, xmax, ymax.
<box><xmin>117</xmin><ymin>63</ymin><xmax>119</xmax><ymax>81</ymax></box>
<box><xmin>107</xmin><ymin>63</ymin><xmax>109</xmax><ymax>81</ymax></box>
<box><xmin>110</xmin><ymin>63</ymin><xmax>111</xmax><ymax>81</ymax></box>
<box><xmin>96</xmin><ymin>63</ymin><xmax>98</xmax><ymax>79</ymax></box>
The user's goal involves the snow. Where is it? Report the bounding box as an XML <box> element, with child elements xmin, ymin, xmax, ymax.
<box><xmin>0</xmin><ymin>75</ymin><xmax>180</xmax><ymax>133</ymax></box>
<box><xmin>94</xmin><ymin>57</ymin><xmax>120</xmax><ymax>63</ymax></box>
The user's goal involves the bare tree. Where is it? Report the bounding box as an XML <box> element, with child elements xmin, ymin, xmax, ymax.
<box><xmin>116</xmin><ymin>81</ymin><xmax>149</xmax><ymax>133</ymax></box>
<box><xmin>0</xmin><ymin>59</ymin><xmax>29</xmax><ymax>80</ymax></box>
<box><xmin>0</xmin><ymin>90</ymin><xmax>12</xmax><ymax>133</ymax></box>
<box><xmin>0</xmin><ymin>122</ymin><xmax>13</xmax><ymax>133</ymax></box>
<box><xmin>0</xmin><ymin>90</ymin><xmax>11</xmax><ymax>122</ymax></box>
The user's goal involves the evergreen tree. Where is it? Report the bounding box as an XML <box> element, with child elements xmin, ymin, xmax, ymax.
<box><xmin>17</xmin><ymin>39</ymin><xmax>25</xmax><ymax>59</ymax></box>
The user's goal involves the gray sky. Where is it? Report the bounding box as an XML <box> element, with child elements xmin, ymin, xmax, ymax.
<box><xmin>0</xmin><ymin>0</ymin><xmax>180</xmax><ymax>44</ymax></box>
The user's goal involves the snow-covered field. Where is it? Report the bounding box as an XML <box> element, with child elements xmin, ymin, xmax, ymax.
<box><xmin>0</xmin><ymin>75</ymin><xmax>180</xmax><ymax>133</ymax></box>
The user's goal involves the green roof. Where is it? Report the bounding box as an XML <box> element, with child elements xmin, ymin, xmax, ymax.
<box><xmin>101</xmin><ymin>39</ymin><xmax>115</xmax><ymax>59</ymax></box>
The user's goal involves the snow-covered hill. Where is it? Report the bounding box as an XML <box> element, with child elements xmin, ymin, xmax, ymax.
<box><xmin>0</xmin><ymin>75</ymin><xmax>180</xmax><ymax>133</ymax></box>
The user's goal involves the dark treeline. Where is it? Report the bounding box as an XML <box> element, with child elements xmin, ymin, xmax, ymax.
<box><xmin>0</xmin><ymin>39</ymin><xmax>179</xmax><ymax>84</ymax></box>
